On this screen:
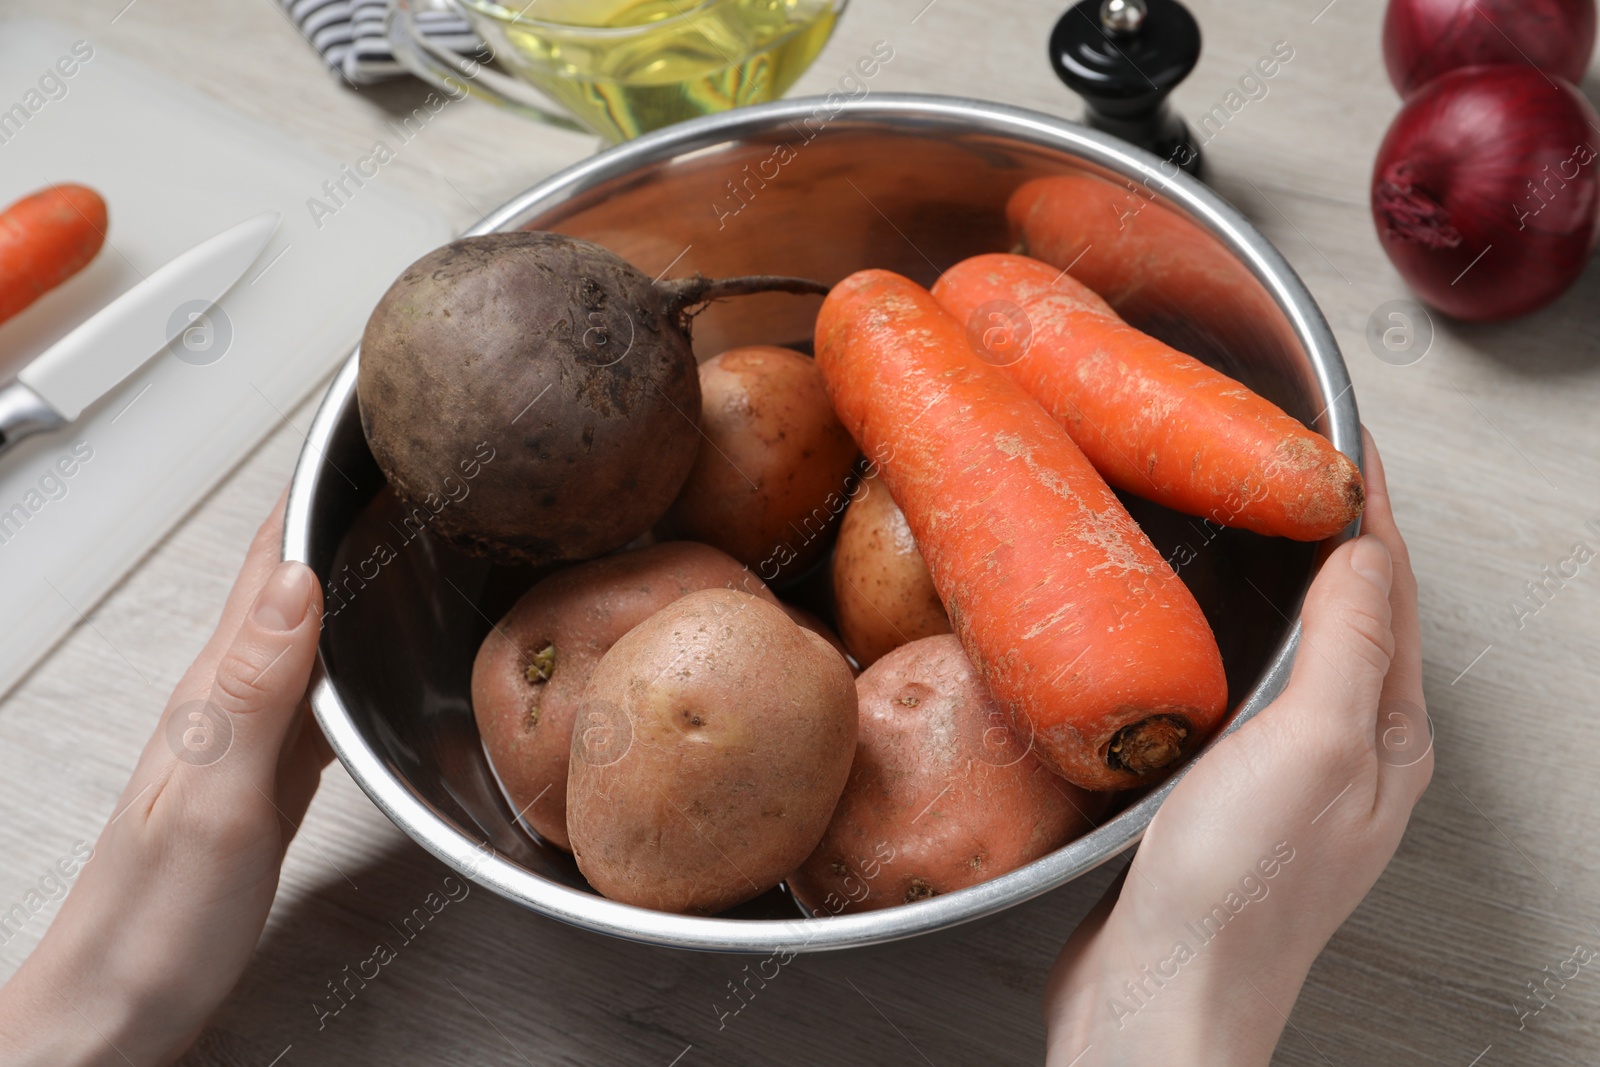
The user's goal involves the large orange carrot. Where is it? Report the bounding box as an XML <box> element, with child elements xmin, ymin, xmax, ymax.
<box><xmin>0</xmin><ymin>184</ymin><xmax>107</xmax><ymax>327</ymax></box>
<box><xmin>815</xmin><ymin>269</ymin><xmax>1227</xmax><ymax>791</ymax></box>
<box><xmin>933</xmin><ymin>253</ymin><xmax>1363</xmax><ymax>542</ymax></box>
<box><xmin>1006</xmin><ymin>173</ymin><xmax>1287</xmax><ymax>348</ymax></box>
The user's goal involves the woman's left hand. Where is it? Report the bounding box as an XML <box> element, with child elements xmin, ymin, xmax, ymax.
<box><xmin>0</xmin><ymin>494</ymin><xmax>328</xmax><ymax>1067</ymax></box>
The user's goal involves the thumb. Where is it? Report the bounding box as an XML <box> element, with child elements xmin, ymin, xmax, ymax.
<box><xmin>1280</xmin><ymin>535</ymin><xmax>1396</xmax><ymax>728</ymax></box>
<box><xmin>186</xmin><ymin>561</ymin><xmax>323</xmax><ymax>780</ymax></box>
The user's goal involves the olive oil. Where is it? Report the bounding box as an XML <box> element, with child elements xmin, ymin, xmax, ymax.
<box><xmin>461</xmin><ymin>0</ymin><xmax>844</xmax><ymax>142</ymax></box>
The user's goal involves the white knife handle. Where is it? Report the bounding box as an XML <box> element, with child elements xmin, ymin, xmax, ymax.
<box><xmin>0</xmin><ymin>382</ymin><xmax>65</xmax><ymax>457</ymax></box>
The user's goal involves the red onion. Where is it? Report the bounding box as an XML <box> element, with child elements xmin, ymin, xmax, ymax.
<box><xmin>1371</xmin><ymin>65</ymin><xmax>1600</xmax><ymax>321</ymax></box>
<box><xmin>1383</xmin><ymin>0</ymin><xmax>1596</xmax><ymax>96</ymax></box>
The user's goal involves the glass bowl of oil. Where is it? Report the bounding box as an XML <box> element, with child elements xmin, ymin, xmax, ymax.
<box><xmin>386</xmin><ymin>0</ymin><xmax>847</xmax><ymax>142</ymax></box>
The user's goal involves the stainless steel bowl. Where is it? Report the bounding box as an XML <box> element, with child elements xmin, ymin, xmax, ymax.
<box><xmin>283</xmin><ymin>93</ymin><xmax>1359</xmax><ymax>953</ymax></box>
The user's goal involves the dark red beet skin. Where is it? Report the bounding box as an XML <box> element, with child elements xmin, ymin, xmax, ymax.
<box><xmin>1371</xmin><ymin>65</ymin><xmax>1600</xmax><ymax>322</ymax></box>
<box><xmin>1383</xmin><ymin>0</ymin><xmax>1597</xmax><ymax>97</ymax></box>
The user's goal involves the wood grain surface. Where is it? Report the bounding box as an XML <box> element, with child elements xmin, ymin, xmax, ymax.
<box><xmin>2</xmin><ymin>0</ymin><xmax>1598</xmax><ymax>1064</ymax></box>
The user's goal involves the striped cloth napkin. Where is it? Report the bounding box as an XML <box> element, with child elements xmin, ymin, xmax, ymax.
<box><xmin>278</xmin><ymin>0</ymin><xmax>486</xmax><ymax>85</ymax></box>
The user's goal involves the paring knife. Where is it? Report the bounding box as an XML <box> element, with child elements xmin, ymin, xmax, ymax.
<box><xmin>0</xmin><ymin>211</ymin><xmax>281</xmax><ymax>456</ymax></box>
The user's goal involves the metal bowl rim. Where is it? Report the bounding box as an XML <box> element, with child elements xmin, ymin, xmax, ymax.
<box><xmin>283</xmin><ymin>91</ymin><xmax>1357</xmax><ymax>953</ymax></box>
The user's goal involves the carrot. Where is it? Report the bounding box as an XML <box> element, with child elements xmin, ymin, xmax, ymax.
<box><xmin>0</xmin><ymin>183</ymin><xmax>108</xmax><ymax>327</ymax></box>
<box><xmin>933</xmin><ymin>252</ymin><xmax>1364</xmax><ymax>542</ymax></box>
<box><xmin>814</xmin><ymin>269</ymin><xmax>1227</xmax><ymax>791</ymax></box>
<box><xmin>1005</xmin><ymin>173</ymin><xmax>1286</xmax><ymax>349</ymax></box>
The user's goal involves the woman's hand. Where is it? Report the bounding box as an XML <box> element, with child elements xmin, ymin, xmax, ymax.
<box><xmin>1044</xmin><ymin>430</ymin><xmax>1433</xmax><ymax>1066</ymax></box>
<box><xmin>0</xmin><ymin>495</ymin><xmax>329</xmax><ymax>1067</ymax></box>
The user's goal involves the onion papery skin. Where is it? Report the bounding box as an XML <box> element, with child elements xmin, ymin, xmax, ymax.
<box><xmin>1371</xmin><ymin>65</ymin><xmax>1600</xmax><ymax>321</ymax></box>
<box><xmin>1383</xmin><ymin>0</ymin><xmax>1597</xmax><ymax>97</ymax></box>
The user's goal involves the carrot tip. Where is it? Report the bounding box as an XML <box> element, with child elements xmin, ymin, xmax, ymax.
<box><xmin>1106</xmin><ymin>714</ymin><xmax>1192</xmax><ymax>775</ymax></box>
<box><xmin>1346</xmin><ymin>470</ymin><xmax>1367</xmax><ymax>520</ymax></box>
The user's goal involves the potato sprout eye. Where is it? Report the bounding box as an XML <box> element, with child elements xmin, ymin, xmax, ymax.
<box><xmin>524</xmin><ymin>643</ymin><xmax>557</xmax><ymax>684</ymax></box>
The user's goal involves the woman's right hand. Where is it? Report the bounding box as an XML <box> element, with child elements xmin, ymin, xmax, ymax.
<box><xmin>1044</xmin><ymin>430</ymin><xmax>1432</xmax><ymax>1066</ymax></box>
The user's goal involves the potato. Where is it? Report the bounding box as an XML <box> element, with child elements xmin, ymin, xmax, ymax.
<box><xmin>567</xmin><ymin>589</ymin><xmax>857</xmax><ymax>914</ymax></box>
<box><xmin>657</xmin><ymin>346</ymin><xmax>859</xmax><ymax>584</ymax></box>
<box><xmin>831</xmin><ymin>469</ymin><xmax>951</xmax><ymax>667</ymax></box>
<box><xmin>788</xmin><ymin>635</ymin><xmax>1103</xmax><ymax>915</ymax></box>
<box><xmin>471</xmin><ymin>542</ymin><xmax>774</xmax><ymax>851</ymax></box>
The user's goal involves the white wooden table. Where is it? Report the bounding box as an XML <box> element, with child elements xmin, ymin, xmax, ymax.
<box><xmin>3</xmin><ymin>0</ymin><xmax>1599</xmax><ymax>1063</ymax></box>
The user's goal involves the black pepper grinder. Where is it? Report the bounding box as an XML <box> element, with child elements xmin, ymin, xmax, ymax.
<box><xmin>1049</xmin><ymin>0</ymin><xmax>1204</xmax><ymax>177</ymax></box>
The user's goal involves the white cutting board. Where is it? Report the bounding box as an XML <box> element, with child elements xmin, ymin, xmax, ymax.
<box><xmin>0</xmin><ymin>18</ymin><xmax>453</xmax><ymax>698</ymax></box>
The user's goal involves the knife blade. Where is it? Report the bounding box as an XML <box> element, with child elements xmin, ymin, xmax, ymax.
<box><xmin>0</xmin><ymin>210</ymin><xmax>280</xmax><ymax>454</ymax></box>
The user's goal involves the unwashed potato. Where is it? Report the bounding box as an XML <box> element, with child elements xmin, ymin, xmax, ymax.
<box><xmin>831</xmin><ymin>469</ymin><xmax>951</xmax><ymax>667</ymax></box>
<box><xmin>471</xmin><ymin>542</ymin><xmax>775</xmax><ymax>851</ymax></box>
<box><xmin>567</xmin><ymin>589</ymin><xmax>857</xmax><ymax>914</ymax></box>
<box><xmin>657</xmin><ymin>346</ymin><xmax>859</xmax><ymax>584</ymax></box>
<box><xmin>788</xmin><ymin>635</ymin><xmax>1104</xmax><ymax>915</ymax></box>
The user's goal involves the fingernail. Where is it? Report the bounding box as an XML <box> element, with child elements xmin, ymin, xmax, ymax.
<box><xmin>1349</xmin><ymin>535</ymin><xmax>1392</xmax><ymax>596</ymax></box>
<box><xmin>252</xmin><ymin>562</ymin><xmax>312</xmax><ymax>632</ymax></box>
